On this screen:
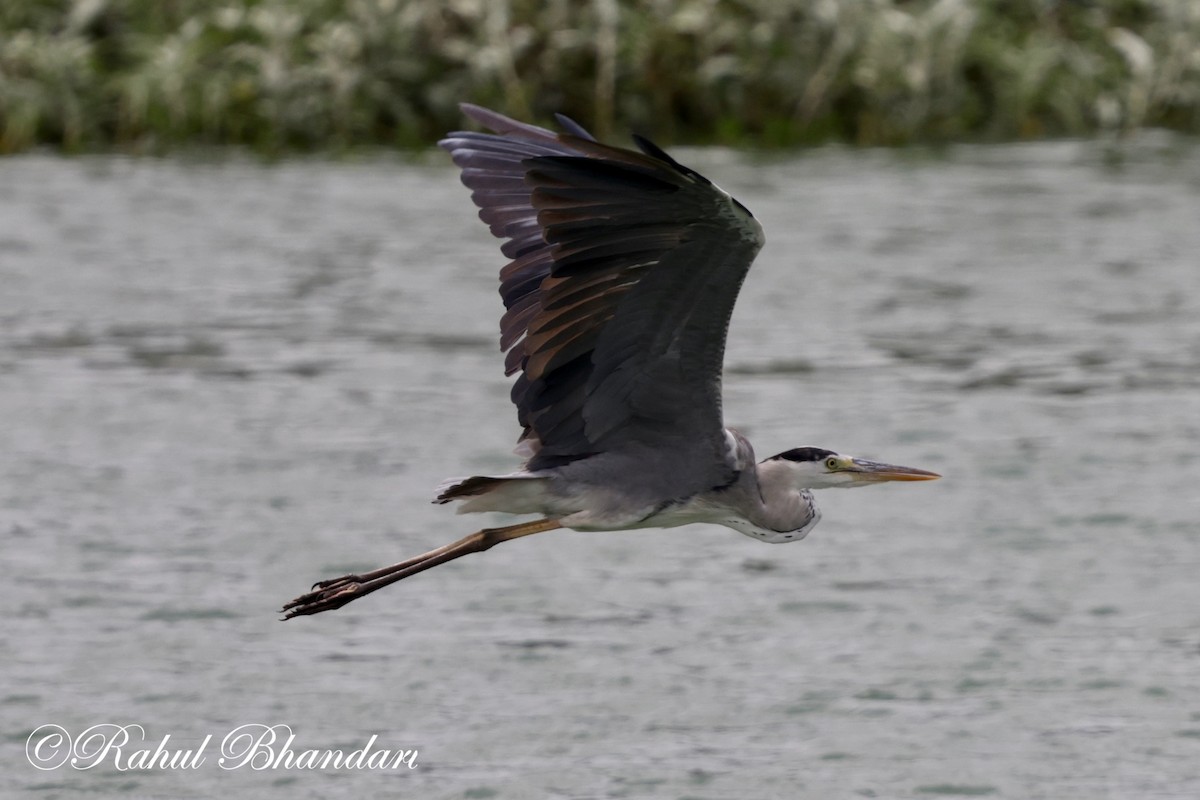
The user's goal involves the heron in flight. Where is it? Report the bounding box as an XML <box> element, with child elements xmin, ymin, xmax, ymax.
<box><xmin>282</xmin><ymin>104</ymin><xmax>939</xmax><ymax>619</ymax></box>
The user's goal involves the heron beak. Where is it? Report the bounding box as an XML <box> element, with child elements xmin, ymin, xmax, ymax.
<box><xmin>844</xmin><ymin>458</ymin><xmax>941</xmax><ymax>483</ymax></box>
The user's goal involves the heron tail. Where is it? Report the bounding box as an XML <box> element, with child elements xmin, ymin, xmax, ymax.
<box><xmin>433</xmin><ymin>473</ymin><xmax>554</xmax><ymax>515</ymax></box>
<box><xmin>434</xmin><ymin>476</ymin><xmax>503</xmax><ymax>503</ymax></box>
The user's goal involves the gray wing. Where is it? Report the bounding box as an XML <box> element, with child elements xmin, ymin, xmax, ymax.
<box><xmin>439</xmin><ymin>104</ymin><xmax>764</xmax><ymax>500</ymax></box>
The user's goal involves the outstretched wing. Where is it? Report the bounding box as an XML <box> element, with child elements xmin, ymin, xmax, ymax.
<box><xmin>439</xmin><ymin>105</ymin><xmax>764</xmax><ymax>500</ymax></box>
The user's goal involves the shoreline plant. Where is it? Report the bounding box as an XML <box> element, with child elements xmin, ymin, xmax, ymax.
<box><xmin>1</xmin><ymin>0</ymin><xmax>1197</xmax><ymax>154</ymax></box>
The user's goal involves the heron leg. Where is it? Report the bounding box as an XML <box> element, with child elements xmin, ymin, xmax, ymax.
<box><xmin>280</xmin><ymin>518</ymin><xmax>562</xmax><ymax>619</ymax></box>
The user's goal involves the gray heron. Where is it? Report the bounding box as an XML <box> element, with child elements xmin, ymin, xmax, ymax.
<box><xmin>282</xmin><ymin>104</ymin><xmax>939</xmax><ymax>619</ymax></box>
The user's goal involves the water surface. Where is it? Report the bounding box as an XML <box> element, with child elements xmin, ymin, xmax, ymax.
<box><xmin>3</xmin><ymin>138</ymin><xmax>1199</xmax><ymax>799</ymax></box>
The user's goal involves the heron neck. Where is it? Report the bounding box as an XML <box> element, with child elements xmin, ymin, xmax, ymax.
<box><xmin>748</xmin><ymin>459</ymin><xmax>820</xmax><ymax>532</ymax></box>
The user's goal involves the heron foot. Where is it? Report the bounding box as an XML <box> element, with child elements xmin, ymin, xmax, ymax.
<box><xmin>280</xmin><ymin>575</ymin><xmax>365</xmax><ymax>619</ymax></box>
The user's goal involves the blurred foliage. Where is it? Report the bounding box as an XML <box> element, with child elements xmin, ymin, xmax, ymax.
<box><xmin>2</xmin><ymin>0</ymin><xmax>1199</xmax><ymax>153</ymax></box>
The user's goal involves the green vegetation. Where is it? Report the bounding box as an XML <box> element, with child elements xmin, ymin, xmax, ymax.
<box><xmin>2</xmin><ymin>0</ymin><xmax>1198</xmax><ymax>154</ymax></box>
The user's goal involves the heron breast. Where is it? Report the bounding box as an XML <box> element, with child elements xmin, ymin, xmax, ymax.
<box><xmin>721</xmin><ymin>516</ymin><xmax>814</xmax><ymax>544</ymax></box>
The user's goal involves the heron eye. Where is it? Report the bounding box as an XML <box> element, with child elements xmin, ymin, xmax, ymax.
<box><xmin>825</xmin><ymin>457</ymin><xmax>839</xmax><ymax>470</ymax></box>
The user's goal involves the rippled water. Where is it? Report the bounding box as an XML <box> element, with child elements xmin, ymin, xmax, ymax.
<box><xmin>3</xmin><ymin>138</ymin><xmax>1199</xmax><ymax>799</ymax></box>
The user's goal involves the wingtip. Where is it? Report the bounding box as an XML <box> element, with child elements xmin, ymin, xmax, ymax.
<box><xmin>457</xmin><ymin>102</ymin><xmax>496</xmax><ymax>130</ymax></box>
<box><xmin>454</xmin><ymin>103</ymin><xmax>559</xmax><ymax>139</ymax></box>
<box><xmin>554</xmin><ymin>112</ymin><xmax>597</xmax><ymax>142</ymax></box>
<box><xmin>631</xmin><ymin>133</ymin><xmax>712</xmax><ymax>186</ymax></box>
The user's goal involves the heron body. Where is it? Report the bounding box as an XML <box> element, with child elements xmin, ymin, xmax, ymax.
<box><xmin>433</xmin><ymin>431</ymin><xmax>823</xmax><ymax>543</ymax></box>
<box><xmin>282</xmin><ymin>104</ymin><xmax>939</xmax><ymax>619</ymax></box>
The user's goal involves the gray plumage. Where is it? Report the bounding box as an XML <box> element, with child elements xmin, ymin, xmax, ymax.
<box><xmin>281</xmin><ymin>105</ymin><xmax>939</xmax><ymax>619</ymax></box>
<box><xmin>438</xmin><ymin>104</ymin><xmax>764</xmax><ymax>517</ymax></box>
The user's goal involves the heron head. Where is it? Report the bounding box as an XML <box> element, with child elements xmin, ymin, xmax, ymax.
<box><xmin>767</xmin><ymin>447</ymin><xmax>941</xmax><ymax>489</ymax></box>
